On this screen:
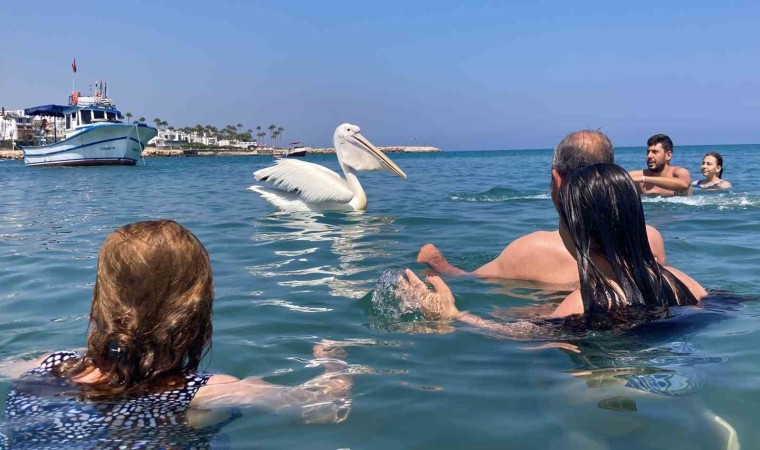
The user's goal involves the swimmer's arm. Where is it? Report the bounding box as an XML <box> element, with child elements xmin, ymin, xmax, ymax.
<box><xmin>547</xmin><ymin>290</ymin><xmax>584</xmax><ymax>319</ymax></box>
<box><xmin>646</xmin><ymin>168</ymin><xmax>693</xmax><ymax>194</ymax></box>
<box><xmin>645</xmin><ymin>225</ymin><xmax>667</xmax><ymax>265</ymax></box>
<box><xmin>406</xmin><ymin>270</ymin><xmax>547</xmax><ymax>338</ymax></box>
<box><xmin>191</xmin><ymin>346</ymin><xmax>353</xmax><ymax>424</ymax></box>
<box><xmin>663</xmin><ymin>266</ymin><xmax>708</xmax><ymax>301</ymax></box>
<box><xmin>719</xmin><ymin>180</ymin><xmax>733</xmax><ymax>189</ymax></box>
<box><xmin>0</xmin><ymin>348</ymin><xmax>88</xmax><ymax>379</ymax></box>
<box><xmin>0</xmin><ymin>353</ymin><xmax>51</xmax><ymax>379</ymax></box>
<box><xmin>416</xmin><ymin>243</ymin><xmax>468</xmax><ymax>276</ymax></box>
<box><xmin>628</xmin><ymin>170</ymin><xmax>645</xmax><ymax>193</ymax></box>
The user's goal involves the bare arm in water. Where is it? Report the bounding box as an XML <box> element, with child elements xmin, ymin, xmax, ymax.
<box><xmin>417</xmin><ymin>226</ymin><xmax>666</xmax><ymax>283</ymax></box>
<box><xmin>628</xmin><ymin>168</ymin><xmax>692</xmax><ymax>196</ymax></box>
<box><xmin>191</xmin><ymin>343</ymin><xmax>353</xmax><ymax>424</ymax></box>
<box><xmin>1</xmin><ymin>344</ymin><xmax>353</xmax><ymax>425</ymax></box>
<box><xmin>398</xmin><ymin>269</ymin><xmax>547</xmax><ymax>339</ymax></box>
<box><xmin>400</xmin><ymin>265</ymin><xmax>706</xmax><ymax>336</ymax></box>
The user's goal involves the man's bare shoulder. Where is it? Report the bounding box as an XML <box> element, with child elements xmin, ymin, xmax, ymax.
<box><xmin>492</xmin><ymin>230</ymin><xmax>577</xmax><ymax>283</ymax></box>
<box><xmin>508</xmin><ymin>230</ymin><xmax>563</xmax><ymax>250</ymax></box>
<box><xmin>500</xmin><ymin>230</ymin><xmax>568</xmax><ymax>262</ymax></box>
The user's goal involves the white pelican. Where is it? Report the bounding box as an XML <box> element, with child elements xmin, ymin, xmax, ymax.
<box><xmin>248</xmin><ymin>123</ymin><xmax>407</xmax><ymax>211</ymax></box>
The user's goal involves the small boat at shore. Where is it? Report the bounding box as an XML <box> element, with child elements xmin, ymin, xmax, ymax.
<box><xmin>285</xmin><ymin>142</ymin><xmax>311</xmax><ymax>157</ymax></box>
<box><xmin>21</xmin><ymin>83</ymin><xmax>157</xmax><ymax>167</ymax></box>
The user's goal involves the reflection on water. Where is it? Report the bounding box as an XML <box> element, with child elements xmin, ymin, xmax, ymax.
<box><xmin>249</xmin><ymin>211</ymin><xmax>400</xmax><ymax>299</ymax></box>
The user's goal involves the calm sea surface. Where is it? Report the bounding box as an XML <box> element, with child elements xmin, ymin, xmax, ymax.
<box><xmin>1</xmin><ymin>144</ymin><xmax>759</xmax><ymax>449</ymax></box>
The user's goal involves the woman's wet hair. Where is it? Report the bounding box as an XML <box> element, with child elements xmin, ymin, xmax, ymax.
<box><xmin>705</xmin><ymin>151</ymin><xmax>724</xmax><ymax>178</ymax></box>
<box><xmin>59</xmin><ymin>220</ymin><xmax>214</xmax><ymax>399</ymax></box>
<box><xmin>556</xmin><ymin>164</ymin><xmax>697</xmax><ymax>328</ymax></box>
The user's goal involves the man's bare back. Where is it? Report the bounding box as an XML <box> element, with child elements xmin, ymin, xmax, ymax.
<box><xmin>417</xmin><ymin>225</ymin><xmax>666</xmax><ymax>285</ymax></box>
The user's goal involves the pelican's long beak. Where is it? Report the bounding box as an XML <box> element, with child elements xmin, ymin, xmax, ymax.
<box><xmin>353</xmin><ymin>133</ymin><xmax>407</xmax><ymax>179</ymax></box>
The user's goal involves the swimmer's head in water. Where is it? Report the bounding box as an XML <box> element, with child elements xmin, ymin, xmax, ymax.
<box><xmin>646</xmin><ymin>134</ymin><xmax>674</xmax><ymax>173</ymax></box>
<box><xmin>84</xmin><ymin>219</ymin><xmax>214</xmax><ymax>396</ymax></box>
<box><xmin>702</xmin><ymin>152</ymin><xmax>724</xmax><ymax>179</ymax></box>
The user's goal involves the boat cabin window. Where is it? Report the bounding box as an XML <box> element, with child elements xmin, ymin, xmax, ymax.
<box><xmin>93</xmin><ymin>110</ymin><xmax>105</xmax><ymax>121</ymax></box>
<box><xmin>81</xmin><ymin>110</ymin><xmax>92</xmax><ymax>124</ymax></box>
<box><xmin>106</xmin><ymin>112</ymin><xmax>117</xmax><ymax>122</ymax></box>
<box><xmin>66</xmin><ymin>114</ymin><xmax>71</xmax><ymax>129</ymax></box>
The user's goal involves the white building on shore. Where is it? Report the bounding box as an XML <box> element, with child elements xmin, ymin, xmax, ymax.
<box><xmin>148</xmin><ymin>127</ymin><xmax>258</xmax><ymax>149</ymax></box>
<box><xmin>1</xmin><ymin>108</ymin><xmax>35</xmax><ymax>146</ymax></box>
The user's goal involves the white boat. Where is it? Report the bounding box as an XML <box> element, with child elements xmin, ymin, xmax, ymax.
<box><xmin>21</xmin><ymin>88</ymin><xmax>157</xmax><ymax>167</ymax></box>
<box><xmin>285</xmin><ymin>141</ymin><xmax>311</xmax><ymax>157</ymax></box>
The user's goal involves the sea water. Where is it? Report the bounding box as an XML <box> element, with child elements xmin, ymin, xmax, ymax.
<box><xmin>0</xmin><ymin>144</ymin><xmax>759</xmax><ymax>449</ymax></box>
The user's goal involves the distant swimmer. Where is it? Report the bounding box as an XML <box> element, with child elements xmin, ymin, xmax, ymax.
<box><xmin>628</xmin><ymin>134</ymin><xmax>692</xmax><ymax>196</ymax></box>
<box><xmin>249</xmin><ymin>123</ymin><xmax>407</xmax><ymax>211</ymax></box>
<box><xmin>693</xmin><ymin>152</ymin><xmax>732</xmax><ymax>190</ymax></box>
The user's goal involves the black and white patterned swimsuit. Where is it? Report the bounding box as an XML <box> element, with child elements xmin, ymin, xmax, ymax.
<box><xmin>1</xmin><ymin>351</ymin><xmax>232</xmax><ymax>449</ymax></box>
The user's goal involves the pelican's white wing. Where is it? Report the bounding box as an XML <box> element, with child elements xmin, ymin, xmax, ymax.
<box><xmin>253</xmin><ymin>159</ymin><xmax>354</xmax><ymax>204</ymax></box>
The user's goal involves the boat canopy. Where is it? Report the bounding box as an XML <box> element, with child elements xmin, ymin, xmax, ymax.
<box><xmin>24</xmin><ymin>104</ymin><xmax>72</xmax><ymax>117</ymax></box>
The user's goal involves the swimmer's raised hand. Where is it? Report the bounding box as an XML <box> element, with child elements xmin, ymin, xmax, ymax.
<box><xmin>403</xmin><ymin>269</ymin><xmax>460</xmax><ymax>320</ymax></box>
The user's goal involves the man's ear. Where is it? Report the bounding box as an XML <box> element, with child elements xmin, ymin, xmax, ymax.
<box><xmin>550</xmin><ymin>168</ymin><xmax>562</xmax><ymax>208</ymax></box>
<box><xmin>665</xmin><ymin>151</ymin><xmax>673</xmax><ymax>163</ymax></box>
<box><xmin>551</xmin><ymin>168</ymin><xmax>562</xmax><ymax>189</ymax></box>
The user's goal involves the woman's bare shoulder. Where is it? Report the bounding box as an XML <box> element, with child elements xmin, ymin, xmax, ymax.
<box><xmin>664</xmin><ymin>266</ymin><xmax>708</xmax><ymax>299</ymax></box>
<box><xmin>549</xmin><ymin>289</ymin><xmax>584</xmax><ymax>319</ymax></box>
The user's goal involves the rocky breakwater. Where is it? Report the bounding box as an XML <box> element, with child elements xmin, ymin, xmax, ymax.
<box><xmin>0</xmin><ymin>150</ymin><xmax>23</xmax><ymax>160</ymax></box>
<box><xmin>141</xmin><ymin>147</ymin><xmax>267</xmax><ymax>157</ymax></box>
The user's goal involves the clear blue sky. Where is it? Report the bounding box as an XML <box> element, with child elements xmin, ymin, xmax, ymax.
<box><xmin>1</xmin><ymin>1</ymin><xmax>758</xmax><ymax>150</ymax></box>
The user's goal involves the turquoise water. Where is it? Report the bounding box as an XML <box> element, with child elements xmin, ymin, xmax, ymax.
<box><xmin>1</xmin><ymin>144</ymin><xmax>759</xmax><ymax>449</ymax></box>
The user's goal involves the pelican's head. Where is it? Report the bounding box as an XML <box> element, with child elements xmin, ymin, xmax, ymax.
<box><xmin>333</xmin><ymin>123</ymin><xmax>407</xmax><ymax>178</ymax></box>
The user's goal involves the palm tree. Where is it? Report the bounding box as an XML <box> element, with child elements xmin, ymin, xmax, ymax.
<box><xmin>277</xmin><ymin>127</ymin><xmax>284</xmax><ymax>148</ymax></box>
<box><xmin>268</xmin><ymin>124</ymin><xmax>276</xmax><ymax>147</ymax></box>
<box><xmin>153</xmin><ymin>118</ymin><xmax>162</xmax><ymax>129</ymax></box>
<box><xmin>125</xmin><ymin>112</ymin><xmax>133</xmax><ymax>124</ymax></box>
<box><xmin>138</xmin><ymin>117</ymin><xmax>146</xmax><ymax>123</ymax></box>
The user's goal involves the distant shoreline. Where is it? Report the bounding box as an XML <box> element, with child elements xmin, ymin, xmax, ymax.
<box><xmin>0</xmin><ymin>145</ymin><xmax>441</xmax><ymax>160</ymax></box>
<box><xmin>141</xmin><ymin>145</ymin><xmax>441</xmax><ymax>157</ymax></box>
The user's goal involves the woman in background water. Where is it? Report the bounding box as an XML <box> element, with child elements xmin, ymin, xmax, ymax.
<box><xmin>693</xmin><ymin>152</ymin><xmax>732</xmax><ymax>190</ymax></box>
<box><xmin>1</xmin><ymin>220</ymin><xmax>352</xmax><ymax>449</ymax></box>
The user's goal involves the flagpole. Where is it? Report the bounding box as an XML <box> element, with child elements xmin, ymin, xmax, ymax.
<box><xmin>70</xmin><ymin>58</ymin><xmax>77</xmax><ymax>105</ymax></box>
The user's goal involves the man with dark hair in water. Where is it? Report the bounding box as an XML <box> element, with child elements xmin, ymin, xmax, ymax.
<box><xmin>628</xmin><ymin>133</ymin><xmax>692</xmax><ymax>196</ymax></box>
<box><xmin>416</xmin><ymin>130</ymin><xmax>667</xmax><ymax>285</ymax></box>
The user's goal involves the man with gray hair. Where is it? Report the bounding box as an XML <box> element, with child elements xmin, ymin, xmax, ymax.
<box><xmin>417</xmin><ymin>130</ymin><xmax>666</xmax><ymax>285</ymax></box>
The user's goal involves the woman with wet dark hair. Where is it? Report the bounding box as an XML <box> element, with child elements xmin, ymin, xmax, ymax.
<box><xmin>549</xmin><ymin>163</ymin><xmax>703</xmax><ymax>321</ymax></box>
<box><xmin>401</xmin><ymin>163</ymin><xmax>706</xmax><ymax>331</ymax></box>
<box><xmin>693</xmin><ymin>152</ymin><xmax>732</xmax><ymax>190</ymax></box>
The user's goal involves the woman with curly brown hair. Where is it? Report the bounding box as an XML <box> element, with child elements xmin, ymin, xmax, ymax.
<box><xmin>2</xmin><ymin>220</ymin><xmax>352</xmax><ymax>448</ymax></box>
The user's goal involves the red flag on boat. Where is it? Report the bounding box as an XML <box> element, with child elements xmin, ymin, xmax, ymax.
<box><xmin>71</xmin><ymin>58</ymin><xmax>77</xmax><ymax>73</ymax></box>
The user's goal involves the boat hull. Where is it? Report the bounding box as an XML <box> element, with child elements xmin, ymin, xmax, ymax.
<box><xmin>22</xmin><ymin>123</ymin><xmax>157</xmax><ymax>167</ymax></box>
